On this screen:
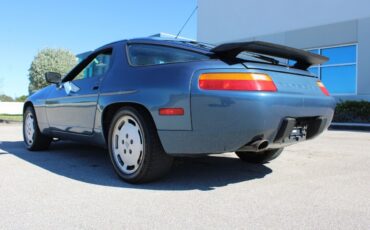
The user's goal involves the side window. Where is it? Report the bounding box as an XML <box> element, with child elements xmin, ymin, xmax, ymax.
<box><xmin>127</xmin><ymin>44</ymin><xmax>209</xmax><ymax>66</ymax></box>
<box><xmin>74</xmin><ymin>52</ymin><xmax>112</xmax><ymax>81</ymax></box>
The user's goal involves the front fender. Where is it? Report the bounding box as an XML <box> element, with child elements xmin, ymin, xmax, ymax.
<box><xmin>24</xmin><ymin>86</ymin><xmax>54</xmax><ymax>133</ymax></box>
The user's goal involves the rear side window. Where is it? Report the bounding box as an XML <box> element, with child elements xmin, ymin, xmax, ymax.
<box><xmin>127</xmin><ymin>44</ymin><xmax>210</xmax><ymax>66</ymax></box>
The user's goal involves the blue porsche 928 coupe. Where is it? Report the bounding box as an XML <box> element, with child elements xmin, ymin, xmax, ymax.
<box><xmin>23</xmin><ymin>38</ymin><xmax>335</xmax><ymax>183</ymax></box>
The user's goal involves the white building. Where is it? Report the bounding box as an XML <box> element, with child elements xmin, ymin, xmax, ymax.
<box><xmin>198</xmin><ymin>0</ymin><xmax>370</xmax><ymax>101</ymax></box>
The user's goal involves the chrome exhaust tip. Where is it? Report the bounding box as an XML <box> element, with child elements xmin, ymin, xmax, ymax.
<box><xmin>238</xmin><ymin>139</ymin><xmax>269</xmax><ymax>152</ymax></box>
<box><xmin>255</xmin><ymin>140</ymin><xmax>269</xmax><ymax>151</ymax></box>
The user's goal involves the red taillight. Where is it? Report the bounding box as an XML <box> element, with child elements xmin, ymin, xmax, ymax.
<box><xmin>159</xmin><ymin>108</ymin><xmax>184</xmax><ymax>116</ymax></box>
<box><xmin>198</xmin><ymin>73</ymin><xmax>277</xmax><ymax>92</ymax></box>
<box><xmin>317</xmin><ymin>81</ymin><xmax>330</xmax><ymax>96</ymax></box>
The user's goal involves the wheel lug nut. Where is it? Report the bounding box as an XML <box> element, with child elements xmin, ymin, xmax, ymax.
<box><xmin>122</xmin><ymin>140</ymin><xmax>124</xmax><ymax>144</ymax></box>
<box><xmin>130</xmin><ymin>140</ymin><xmax>133</xmax><ymax>144</ymax></box>
<box><xmin>126</xmin><ymin>134</ymin><xmax>128</xmax><ymax>138</ymax></box>
<box><xmin>124</xmin><ymin>149</ymin><xmax>126</xmax><ymax>154</ymax></box>
<box><xmin>129</xmin><ymin>149</ymin><xmax>132</xmax><ymax>154</ymax></box>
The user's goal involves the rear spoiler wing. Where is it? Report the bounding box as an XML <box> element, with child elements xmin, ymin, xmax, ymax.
<box><xmin>211</xmin><ymin>41</ymin><xmax>328</xmax><ymax>70</ymax></box>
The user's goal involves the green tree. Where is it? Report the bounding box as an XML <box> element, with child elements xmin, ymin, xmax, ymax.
<box><xmin>28</xmin><ymin>48</ymin><xmax>77</xmax><ymax>93</ymax></box>
<box><xmin>0</xmin><ymin>94</ymin><xmax>14</xmax><ymax>102</ymax></box>
<box><xmin>15</xmin><ymin>95</ymin><xmax>28</xmax><ymax>102</ymax></box>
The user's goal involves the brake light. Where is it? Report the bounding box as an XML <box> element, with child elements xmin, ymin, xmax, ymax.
<box><xmin>159</xmin><ymin>108</ymin><xmax>184</xmax><ymax>116</ymax></box>
<box><xmin>198</xmin><ymin>73</ymin><xmax>277</xmax><ymax>91</ymax></box>
<box><xmin>317</xmin><ymin>81</ymin><xmax>330</xmax><ymax>96</ymax></box>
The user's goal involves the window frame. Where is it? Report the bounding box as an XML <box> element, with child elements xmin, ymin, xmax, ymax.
<box><xmin>125</xmin><ymin>43</ymin><xmax>211</xmax><ymax>67</ymax></box>
<box><xmin>63</xmin><ymin>48</ymin><xmax>113</xmax><ymax>83</ymax></box>
<box><xmin>305</xmin><ymin>43</ymin><xmax>358</xmax><ymax>96</ymax></box>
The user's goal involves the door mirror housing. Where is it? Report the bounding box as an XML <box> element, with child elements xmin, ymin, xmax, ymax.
<box><xmin>45</xmin><ymin>72</ymin><xmax>62</xmax><ymax>84</ymax></box>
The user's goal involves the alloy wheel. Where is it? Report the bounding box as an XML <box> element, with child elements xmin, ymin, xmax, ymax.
<box><xmin>111</xmin><ymin>115</ymin><xmax>144</xmax><ymax>174</ymax></box>
<box><xmin>24</xmin><ymin>113</ymin><xmax>35</xmax><ymax>146</ymax></box>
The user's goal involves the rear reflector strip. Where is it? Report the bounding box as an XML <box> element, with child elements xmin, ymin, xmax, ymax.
<box><xmin>317</xmin><ymin>81</ymin><xmax>330</xmax><ymax>96</ymax></box>
<box><xmin>159</xmin><ymin>108</ymin><xmax>184</xmax><ymax>116</ymax></box>
<box><xmin>199</xmin><ymin>73</ymin><xmax>277</xmax><ymax>91</ymax></box>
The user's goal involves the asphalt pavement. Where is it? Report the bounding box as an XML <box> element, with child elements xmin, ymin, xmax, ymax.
<box><xmin>0</xmin><ymin>123</ymin><xmax>369</xmax><ymax>229</ymax></box>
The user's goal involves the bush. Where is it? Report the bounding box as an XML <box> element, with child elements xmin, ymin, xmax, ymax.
<box><xmin>15</xmin><ymin>95</ymin><xmax>27</xmax><ymax>102</ymax></box>
<box><xmin>0</xmin><ymin>94</ymin><xmax>14</xmax><ymax>102</ymax></box>
<box><xmin>333</xmin><ymin>100</ymin><xmax>370</xmax><ymax>123</ymax></box>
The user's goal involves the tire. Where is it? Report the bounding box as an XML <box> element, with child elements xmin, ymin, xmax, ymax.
<box><xmin>108</xmin><ymin>107</ymin><xmax>173</xmax><ymax>183</ymax></box>
<box><xmin>23</xmin><ymin>106</ymin><xmax>52</xmax><ymax>151</ymax></box>
<box><xmin>235</xmin><ymin>148</ymin><xmax>284</xmax><ymax>164</ymax></box>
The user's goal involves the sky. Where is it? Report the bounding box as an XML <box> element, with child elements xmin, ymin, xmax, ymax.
<box><xmin>0</xmin><ymin>0</ymin><xmax>197</xmax><ymax>97</ymax></box>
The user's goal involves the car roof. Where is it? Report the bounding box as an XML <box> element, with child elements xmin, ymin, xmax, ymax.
<box><xmin>95</xmin><ymin>37</ymin><xmax>214</xmax><ymax>55</ymax></box>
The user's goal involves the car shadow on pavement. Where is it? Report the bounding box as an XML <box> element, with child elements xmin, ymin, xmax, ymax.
<box><xmin>0</xmin><ymin>141</ymin><xmax>272</xmax><ymax>191</ymax></box>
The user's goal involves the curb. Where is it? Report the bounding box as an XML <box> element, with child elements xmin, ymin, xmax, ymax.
<box><xmin>329</xmin><ymin>122</ymin><xmax>370</xmax><ymax>131</ymax></box>
<box><xmin>0</xmin><ymin>120</ymin><xmax>22</xmax><ymax>125</ymax></box>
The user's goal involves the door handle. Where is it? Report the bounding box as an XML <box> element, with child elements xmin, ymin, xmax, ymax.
<box><xmin>92</xmin><ymin>85</ymin><xmax>99</xmax><ymax>90</ymax></box>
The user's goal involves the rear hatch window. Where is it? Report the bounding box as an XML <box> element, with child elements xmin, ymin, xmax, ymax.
<box><xmin>127</xmin><ymin>44</ymin><xmax>210</xmax><ymax>66</ymax></box>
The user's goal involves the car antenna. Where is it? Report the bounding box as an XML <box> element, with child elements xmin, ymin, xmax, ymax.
<box><xmin>175</xmin><ymin>6</ymin><xmax>198</xmax><ymax>39</ymax></box>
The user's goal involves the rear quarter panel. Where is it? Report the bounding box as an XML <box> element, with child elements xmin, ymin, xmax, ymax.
<box><xmin>95</xmin><ymin>44</ymin><xmax>232</xmax><ymax>134</ymax></box>
<box><xmin>98</xmin><ymin>63</ymin><xmax>194</xmax><ymax>131</ymax></box>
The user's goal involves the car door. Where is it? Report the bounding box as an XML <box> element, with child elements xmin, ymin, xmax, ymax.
<box><xmin>45</xmin><ymin>49</ymin><xmax>112</xmax><ymax>135</ymax></box>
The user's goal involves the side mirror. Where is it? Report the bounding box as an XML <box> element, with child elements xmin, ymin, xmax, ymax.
<box><xmin>45</xmin><ymin>72</ymin><xmax>62</xmax><ymax>84</ymax></box>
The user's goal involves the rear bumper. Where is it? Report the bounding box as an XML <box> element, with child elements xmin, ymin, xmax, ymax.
<box><xmin>266</xmin><ymin>116</ymin><xmax>328</xmax><ymax>149</ymax></box>
<box><xmin>158</xmin><ymin>92</ymin><xmax>336</xmax><ymax>155</ymax></box>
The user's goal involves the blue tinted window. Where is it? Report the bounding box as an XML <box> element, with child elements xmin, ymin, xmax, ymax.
<box><xmin>304</xmin><ymin>44</ymin><xmax>357</xmax><ymax>94</ymax></box>
<box><xmin>321</xmin><ymin>45</ymin><xmax>356</xmax><ymax>65</ymax></box>
<box><xmin>308</xmin><ymin>67</ymin><xmax>319</xmax><ymax>76</ymax></box>
<box><xmin>288</xmin><ymin>60</ymin><xmax>296</xmax><ymax>66</ymax></box>
<box><xmin>307</xmin><ymin>49</ymin><xmax>319</xmax><ymax>55</ymax></box>
<box><xmin>321</xmin><ymin>65</ymin><xmax>356</xmax><ymax>94</ymax></box>
<box><xmin>289</xmin><ymin>49</ymin><xmax>319</xmax><ymax>67</ymax></box>
<box><xmin>75</xmin><ymin>53</ymin><xmax>112</xmax><ymax>80</ymax></box>
<box><xmin>128</xmin><ymin>44</ymin><xmax>209</xmax><ymax>66</ymax></box>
